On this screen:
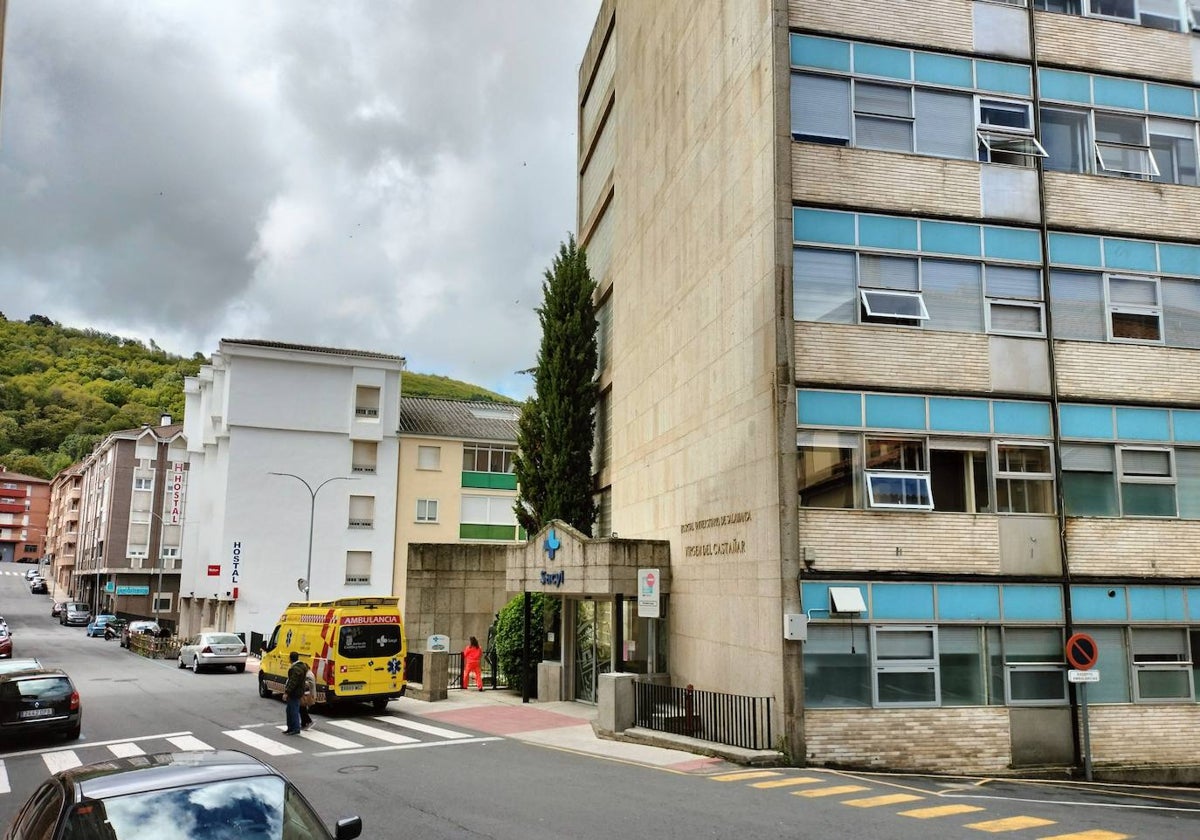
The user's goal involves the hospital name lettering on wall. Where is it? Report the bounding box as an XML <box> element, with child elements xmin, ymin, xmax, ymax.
<box><xmin>231</xmin><ymin>541</ymin><xmax>241</xmax><ymax>584</ymax></box>
<box><xmin>540</xmin><ymin>570</ymin><xmax>565</xmax><ymax>588</ymax></box>
<box><xmin>685</xmin><ymin>540</ymin><xmax>746</xmax><ymax>558</ymax></box>
<box><xmin>680</xmin><ymin>511</ymin><xmax>751</xmax><ymax>533</ymax></box>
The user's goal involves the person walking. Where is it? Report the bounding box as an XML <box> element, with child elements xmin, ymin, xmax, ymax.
<box><xmin>299</xmin><ymin>668</ymin><xmax>316</xmax><ymax>731</ymax></box>
<box><xmin>462</xmin><ymin>636</ymin><xmax>484</xmax><ymax>691</ymax></box>
<box><xmin>282</xmin><ymin>651</ymin><xmax>307</xmax><ymax>735</ymax></box>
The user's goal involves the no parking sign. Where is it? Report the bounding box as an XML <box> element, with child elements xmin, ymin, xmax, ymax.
<box><xmin>638</xmin><ymin>568</ymin><xmax>660</xmax><ymax>618</ymax></box>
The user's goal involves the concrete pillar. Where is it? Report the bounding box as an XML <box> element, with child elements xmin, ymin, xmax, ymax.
<box><xmin>538</xmin><ymin>661</ymin><xmax>563</xmax><ymax>702</ymax></box>
<box><xmin>416</xmin><ymin>651</ymin><xmax>449</xmax><ymax>702</ymax></box>
<box><xmin>597</xmin><ymin>672</ymin><xmax>636</xmax><ymax>734</ymax></box>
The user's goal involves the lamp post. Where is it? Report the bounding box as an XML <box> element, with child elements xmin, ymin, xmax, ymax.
<box><xmin>268</xmin><ymin>473</ymin><xmax>354</xmax><ymax>601</ymax></box>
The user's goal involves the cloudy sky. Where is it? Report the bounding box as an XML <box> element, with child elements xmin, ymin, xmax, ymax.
<box><xmin>0</xmin><ymin>1</ymin><xmax>601</xmax><ymax>398</ymax></box>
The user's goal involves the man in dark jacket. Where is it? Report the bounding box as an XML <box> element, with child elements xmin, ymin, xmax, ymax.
<box><xmin>283</xmin><ymin>651</ymin><xmax>307</xmax><ymax>735</ymax></box>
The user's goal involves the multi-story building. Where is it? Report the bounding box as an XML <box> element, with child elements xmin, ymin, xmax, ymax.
<box><xmin>0</xmin><ymin>468</ymin><xmax>50</xmax><ymax>565</ymax></box>
<box><xmin>180</xmin><ymin>340</ymin><xmax>404</xmax><ymax>646</ymax></box>
<box><xmin>67</xmin><ymin>420</ymin><xmax>188</xmax><ymax>625</ymax></box>
<box><xmin>579</xmin><ymin>0</ymin><xmax>1200</xmax><ymax>775</ymax></box>
<box><xmin>395</xmin><ymin>396</ymin><xmax>522</xmax><ymax>642</ymax></box>
<box><xmin>45</xmin><ymin>465</ymin><xmax>84</xmax><ymax>592</ymax></box>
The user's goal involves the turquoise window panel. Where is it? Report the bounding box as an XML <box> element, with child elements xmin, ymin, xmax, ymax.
<box><xmin>790</xmin><ymin>34</ymin><xmax>851</xmax><ymax>71</ymax></box>
<box><xmin>1159</xmin><ymin>243</ymin><xmax>1200</xmax><ymax>278</ymax></box>
<box><xmin>1049</xmin><ymin>233</ymin><xmax>1102</xmax><ymax>267</ymax></box>
<box><xmin>1129</xmin><ymin>587</ymin><xmax>1185</xmax><ymax>622</ymax></box>
<box><xmin>1147</xmin><ymin>83</ymin><xmax>1196</xmax><ymax>118</ymax></box>
<box><xmin>1059</xmin><ymin>404</ymin><xmax>1114</xmax><ymax>439</ymax></box>
<box><xmin>914</xmin><ymin>52</ymin><xmax>972</xmax><ymax>88</ymax></box>
<box><xmin>802</xmin><ymin>583</ymin><xmax>869</xmax><ymax>615</ymax></box>
<box><xmin>1002</xmin><ymin>585</ymin><xmax>1064</xmax><ymax>621</ymax></box>
<box><xmin>1103</xmin><ymin>238</ymin><xmax>1157</xmax><ymax>272</ymax></box>
<box><xmin>872</xmin><ymin>584</ymin><xmax>934</xmax><ymax>619</ymax></box>
<box><xmin>1093</xmin><ymin>76</ymin><xmax>1145</xmax><ymax>111</ymax></box>
<box><xmin>853</xmin><ymin>43</ymin><xmax>911</xmax><ymax>80</ymax></box>
<box><xmin>1174</xmin><ymin>411</ymin><xmax>1200</xmax><ymax>443</ymax></box>
<box><xmin>929</xmin><ymin>397</ymin><xmax>990</xmax><ymax>433</ymax></box>
<box><xmin>1039</xmin><ymin>68</ymin><xmax>1091</xmax><ymax>104</ymax></box>
<box><xmin>1071</xmin><ymin>586</ymin><xmax>1128</xmax><ymax>621</ymax></box>
<box><xmin>1115</xmin><ymin>407</ymin><xmax>1170</xmax><ymax>441</ymax></box>
<box><xmin>975</xmin><ymin>60</ymin><xmax>1031</xmax><ymax>97</ymax></box>
<box><xmin>865</xmin><ymin>394</ymin><xmax>926</xmax><ymax>430</ymax></box>
<box><xmin>936</xmin><ymin>584</ymin><xmax>1000</xmax><ymax>620</ymax></box>
<box><xmin>1189</xmin><ymin>589</ymin><xmax>1200</xmax><ymax>621</ymax></box>
<box><xmin>859</xmin><ymin>214</ymin><xmax>919</xmax><ymax>251</ymax></box>
<box><xmin>921</xmin><ymin>220</ymin><xmax>982</xmax><ymax>257</ymax></box>
<box><xmin>983</xmin><ymin>226</ymin><xmax>1041</xmax><ymax>263</ymax></box>
<box><xmin>992</xmin><ymin>401</ymin><xmax>1052</xmax><ymax>437</ymax></box>
<box><xmin>798</xmin><ymin>390</ymin><xmax>862</xmax><ymax>427</ymax></box>
<box><xmin>794</xmin><ymin>208</ymin><xmax>855</xmax><ymax>246</ymax></box>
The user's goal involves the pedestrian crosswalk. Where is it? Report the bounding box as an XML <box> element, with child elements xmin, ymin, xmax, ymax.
<box><xmin>0</xmin><ymin>714</ymin><xmax>495</xmax><ymax>787</ymax></box>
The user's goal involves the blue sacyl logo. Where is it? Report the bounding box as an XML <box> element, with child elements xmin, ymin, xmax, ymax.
<box><xmin>543</xmin><ymin>528</ymin><xmax>561</xmax><ymax>560</ymax></box>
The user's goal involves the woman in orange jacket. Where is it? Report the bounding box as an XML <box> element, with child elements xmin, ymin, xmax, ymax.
<box><xmin>462</xmin><ymin>636</ymin><xmax>484</xmax><ymax>691</ymax></box>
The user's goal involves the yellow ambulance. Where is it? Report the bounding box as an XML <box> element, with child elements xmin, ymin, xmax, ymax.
<box><xmin>257</xmin><ymin>597</ymin><xmax>407</xmax><ymax>711</ymax></box>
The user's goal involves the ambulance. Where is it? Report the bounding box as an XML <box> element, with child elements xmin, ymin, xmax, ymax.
<box><xmin>258</xmin><ymin>597</ymin><xmax>407</xmax><ymax>711</ymax></box>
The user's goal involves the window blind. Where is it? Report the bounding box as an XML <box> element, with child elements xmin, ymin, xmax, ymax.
<box><xmin>791</xmin><ymin>73</ymin><xmax>850</xmax><ymax>141</ymax></box>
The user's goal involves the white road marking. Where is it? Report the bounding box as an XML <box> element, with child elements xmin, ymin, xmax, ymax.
<box><xmin>296</xmin><ymin>729</ymin><xmax>361</xmax><ymax>750</ymax></box>
<box><xmin>0</xmin><ymin>731</ymin><xmax>191</xmax><ymax>759</ymax></box>
<box><xmin>325</xmin><ymin>719</ymin><xmax>418</xmax><ymax>744</ymax></box>
<box><xmin>0</xmin><ymin>761</ymin><xmax>9</xmax><ymax>795</ymax></box>
<box><xmin>373</xmin><ymin>716</ymin><xmax>470</xmax><ymax>739</ymax></box>
<box><xmin>166</xmin><ymin>735</ymin><xmax>212</xmax><ymax>751</ymax></box>
<box><xmin>108</xmin><ymin>743</ymin><xmax>145</xmax><ymax>758</ymax></box>
<box><xmin>222</xmin><ymin>729</ymin><xmax>301</xmax><ymax>757</ymax></box>
<box><xmin>43</xmin><ymin>751</ymin><xmax>82</xmax><ymax>774</ymax></box>
<box><xmin>313</xmin><ymin>735</ymin><xmax>502</xmax><ymax>757</ymax></box>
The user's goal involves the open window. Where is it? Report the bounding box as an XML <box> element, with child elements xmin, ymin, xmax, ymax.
<box><xmin>1106</xmin><ymin>274</ymin><xmax>1163</xmax><ymax>343</ymax></box>
<box><xmin>995</xmin><ymin>443</ymin><xmax>1056</xmax><ymax>513</ymax></box>
<box><xmin>1094</xmin><ymin>113</ymin><xmax>1159</xmax><ymax>180</ymax></box>
<box><xmin>859</xmin><ymin>289</ymin><xmax>929</xmax><ymax>324</ymax></box>
<box><xmin>977</xmin><ymin>99</ymin><xmax>1047</xmax><ymax>166</ymax></box>
<box><xmin>1149</xmin><ymin>119</ymin><xmax>1199</xmax><ymax>187</ymax></box>
<box><xmin>929</xmin><ymin>439</ymin><xmax>991</xmax><ymax>513</ymax></box>
<box><xmin>864</xmin><ymin>437</ymin><xmax>933</xmax><ymax>509</ymax></box>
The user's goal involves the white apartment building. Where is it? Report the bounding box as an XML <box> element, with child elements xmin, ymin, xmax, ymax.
<box><xmin>179</xmin><ymin>339</ymin><xmax>405</xmax><ymax>645</ymax></box>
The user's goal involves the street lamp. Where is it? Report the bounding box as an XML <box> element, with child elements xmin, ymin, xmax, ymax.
<box><xmin>268</xmin><ymin>473</ymin><xmax>355</xmax><ymax>601</ymax></box>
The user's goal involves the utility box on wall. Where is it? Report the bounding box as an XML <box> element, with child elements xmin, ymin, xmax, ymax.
<box><xmin>783</xmin><ymin>613</ymin><xmax>808</xmax><ymax>641</ymax></box>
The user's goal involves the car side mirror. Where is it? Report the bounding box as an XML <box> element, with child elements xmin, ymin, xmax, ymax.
<box><xmin>334</xmin><ymin>816</ymin><xmax>362</xmax><ymax>840</ymax></box>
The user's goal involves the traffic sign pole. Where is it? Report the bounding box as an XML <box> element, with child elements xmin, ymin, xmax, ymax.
<box><xmin>1080</xmin><ymin>683</ymin><xmax>1093</xmax><ymax>782</ymax></box>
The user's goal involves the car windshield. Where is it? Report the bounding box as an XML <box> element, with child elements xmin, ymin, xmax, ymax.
<box><xmin>60</xmin><ymin>775</ymin><xmax>327</xmax><ymax>840</ymax></box>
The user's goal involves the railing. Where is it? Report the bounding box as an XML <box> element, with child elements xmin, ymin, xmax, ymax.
<box><xmin>634</xmin><ymin>681</ymin><xmax>773</xmax><ymax>751</ymax></box>
<box><xmin>401</xmin><ymin>651</ymin><xmax>507</xmax><ymax>690</ymax></box>
<box><xmin>129</xmin><ymin>634</ymin><xmax>183</xmax><ymax>660</ymax></box>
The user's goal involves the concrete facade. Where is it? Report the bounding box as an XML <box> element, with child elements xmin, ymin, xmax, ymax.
<box><xmin>0</xmin><ymin>468</ymin><xmax>50</xmax><ymax>565</ymax></box>
<box><xmin>585</xmin><ymin>0</ymin><xmax>1200</xmax><ymax>777</ymax></box>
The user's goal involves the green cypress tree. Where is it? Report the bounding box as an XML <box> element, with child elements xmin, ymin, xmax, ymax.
<box><xmin>513</xmin><ymin>235</ymin><xmax>598</xmax><ymax>536</ymax></box>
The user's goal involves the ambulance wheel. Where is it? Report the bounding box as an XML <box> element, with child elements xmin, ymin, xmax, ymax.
<box><xmin>258</xmin><ymin>675</ymin><xmax>272</xmax><ymax>698</ymax></box>
<box><xmin>372</xmin><ymin>698</ymin><xmax>389</xmax><ymax>712</ymax></box>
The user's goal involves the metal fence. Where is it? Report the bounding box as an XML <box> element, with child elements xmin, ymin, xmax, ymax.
<box><xmin>634</xmin><ymin>681</ymin><xmax>773</xmax><ymax>751</ymax></box>
<box><xmin>403</xmin><ymin>651</ymin><xmax>507</xmax><ymax>690</ymax></box>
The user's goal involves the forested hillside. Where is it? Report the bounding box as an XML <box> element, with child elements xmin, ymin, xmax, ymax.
<box><xmin>0</xmin><ymin>315</ymin><xmax>514</xmax><ymax>480</ymax></box>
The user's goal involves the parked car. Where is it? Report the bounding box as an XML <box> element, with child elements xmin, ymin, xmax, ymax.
<box><xmin>29</xmin><ymin>578</ymin><xmax>48</xmax><ymax>595</ymax></box>
<box><xmin>85</xmin><ymin>615</ymin><xmax>118</xmax><ymax>638</ymax></box>
<box><xmin>0</xmin><ymin>629</ymin><xmax>10</xmax><ymax>659</ymax></box>
<box><xmin>1</xmin><ymin>750</ymin><xmax>361</xmax><ymax>840</ymax></box>
<box><xmin>61</xmin><ymin>602</ymin><xmax>91</xmax><ymax>627</ymax></box>
<box><xmin>120</xmin><ymin>620</ymin><xmax>162</xmax><ymax>648</ymax></box>
<box><xmin>0</xmin><ymin>667</ymin><xmax>80</xmax><ymax>743</ymax></box>
<box><xmin>23</xmin><ymin>569</ymin><xmax>39</xmax><ymax>581</ymax></box>
<box><xmin>178</xmin><ymin>632</ymin><xmax>248</xmax><ymax>673</ymax></box>
<box><xmin>0</xmin><ymin>616</ymin><xmax>8</xmax><ymax>632</ymax></box>
<box><xmin>50</xmin><ymin>601</ymin><xmax>65</xmax><ymax>618</ymax></box>
<box><xmin>0</xmin><ymin>658</ymin><xmax>41</xmax><ymax>676</ymax></box>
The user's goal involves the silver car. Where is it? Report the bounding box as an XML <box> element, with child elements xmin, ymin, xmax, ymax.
<box><xmin>178</xmin><ymin>633</ymin><xmax>248</xmax><ymax>673</ymax></box>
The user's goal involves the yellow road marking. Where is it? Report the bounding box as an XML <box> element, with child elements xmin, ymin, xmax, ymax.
<box><xmin>794</xmin><ymin>784</ymin><xmax>870</xmax><ymax>798</ymax></box>
<box><xmin>750</xmin><ymin>777</ymin><xmax>825</xmax><ymax>789</ymax></box>
<box><xmin>901</xmin><ymin>803</ymin><xmax>987</xmax><ymax>818</ymax></box>
<box><xmin>709</xmin><ymin>770</ymin><xmax>781</xmax><ymax>782</ymax></box>
<box><xmin>1036</xmin><ymin>832</ymin><xmax>1129</xmax><ymax>840</ymax></box>
<box><xmin>843</xmin><ymin>793</ymin><xmax>925</xmax><ymax>808</ymax></box>
<box><xmin>965</xmin><ymin>815</ymin><xmax>1057</xmax><ymax>832</ymax></box>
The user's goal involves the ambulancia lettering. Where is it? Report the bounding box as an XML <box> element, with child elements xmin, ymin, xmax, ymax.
<box><xmin>340</xmin><ymin>615</ymin><xmax>400</xmax><ymax>625</ymax></box>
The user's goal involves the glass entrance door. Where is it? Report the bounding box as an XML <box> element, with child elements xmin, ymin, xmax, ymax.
<box><xmin>574</xmin><ymin>600</ymin><xmax>612</xmax><ymax>704</ymax></box>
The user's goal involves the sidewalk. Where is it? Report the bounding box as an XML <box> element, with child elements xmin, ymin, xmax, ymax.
<box><xmin>392</xmin><ymin>688</ymin><xmax>776</xmax><ymax>774</ymax></box>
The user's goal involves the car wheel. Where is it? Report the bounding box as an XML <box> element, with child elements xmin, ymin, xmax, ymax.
<box><xmin>178</xmin><ymin>655</ymin><xmax>186</xmax><ymax>669</ymax></box>
<box><xmin>235</xmin><ymin>663</ymin><xmax>246</xmax><ymax>673</ymax></box>
<box><xmin>192</xmin><ymin>657</ymin><xmax>201</xmax><ymax>674</ymax></box>
<box><xmin>258</xmin><ymin>674</ymin><xmax>272</xmax><ymax>698</ymax></box>
<box><xmin>372</xmin><ymin>698</ymin><xmax>389</xmax><ymax>712</ymax></box>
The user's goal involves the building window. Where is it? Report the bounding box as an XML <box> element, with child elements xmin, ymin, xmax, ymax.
<box><xmin>977</xmin><ymin>98</ymin><xmax>1048</xmax><ymax>166</ymax></box>
<box><xmin>459</xmin><ymin>494</ymin><xmax>519</xmax><ymax>540</ymax></box>
<box><xmin>134</xmin><ymin>477</ymin><xmax>153</xmax><ymax>491</ymax></box>
<box><xmin>864</xmin><ymin>437</ymin><xmax>933</xmax><ymax>510</ymax></box>
<box><xmin>345</xmin><ymin>551</ymin><xmax>371</xmax><ymax>585</ymax></box>
<box><xmin>1035</xmin><ymin>0</ymin><xmax>1187</xmax><ymax>30</ymax></box>
<box><xmin>1106</xmin><ymin>275</ymin><xmax>1163</xmax><ymax>343</ymax></box>
<box><xmin>417</xmin><ymin>445</ymin><xmax>441</xmax><ymax>470</ymax></box>
<box><xmin>23</xmin><ymin>544</ymin><xmax>37</xmax><ymax>553</ymax></box>
<box><xmin>1062</xmin><ymin>444</ymin><xmax>1119</xmax><ymax>516</ymax></box>
<box><xmin>462</xmin><ymin>444</ymin><xmax>516</xmax><ymax>474</ymax></box>
<box><xmin>804</xmin><ymin>625</ymin><xmax>871</xmax><ymax>708</ymax></box>
<box><xmin>1042</xmin><ymin>106</ymin><xmax>1199</xmax><ymax>185</ymax></box>
<box><xmin>798</xmin><ymin>432</ymin><xmax>859</xmax><ymax>509</ymax></box>
<box><xmin>153</xmin><ymin>593</ymin><xmax>172</xmax><ymax>613</ymax></box>
<box><xmin>1003</xmin><ymin>628</ymin><xmax>1067</xmax><ymax>705</ymax></box>
<box><xmin>351</xmin><ymin>441</ymin><xmax>378</xmax><ymax>474</ymax></box>
<box><xmin>1119</xmin><ymin>447</ymin><xmax>1177</xmax><ymax>516</ymax></box>
<box><xmin>1132</xmin><ymin>628</ymin><xmax>1192</xmax><ymax>701</ymax></box>
<box><xmin>354</xmin><ymin>385</ymin><xmax>381</xmax><ymax>418</ymax></box>
<box><xmin>348</xmin><ymin>495</ymin><xmax>375</xmax><ymax>529</ymax></box>
<box><xmin>161</xmin><ymin>547</ymin><xmax>179</xmax><ymax>558</ymax></box>
<box><xmin>872</xmin><ymin>626</ymin><xmax>940</xmax><ymax>707</ymax></box>
<box><xmin>995</xmin><ymin>443</ymin><xmax>1055</xmax><ymax>513</ymax></box>
<box><xmin>416</xmin><ymin>499</ymin><xmax>439</xmax><ymax>523</ymax></box>
<box><xmin>985</xmin><ymin>265</ymin><xmax>1046</xmax><ymax>336</ymax></box>
<box><xmin>930</xmin><ymin>440</ymin><xmax>991</xmax><ymax>513</ymax></box>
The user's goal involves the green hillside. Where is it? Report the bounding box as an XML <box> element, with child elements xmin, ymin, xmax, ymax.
<box><xmin>0</xmin><ymin>315</ymin><xmax>513</xmax><ymax>479</ymax></box>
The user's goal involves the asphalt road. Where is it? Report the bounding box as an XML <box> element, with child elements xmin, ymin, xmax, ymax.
<box><xmin>2</xmin><ymin>564</ymin><xmax>1200</xmax><ymax>839</ymax></box>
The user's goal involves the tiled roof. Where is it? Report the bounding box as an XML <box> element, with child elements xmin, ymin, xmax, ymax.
<box><xmin>399</xmin><ymin>397</ymin><xmax>521</xmax><ymax>442</ymax></box>
<box><xmin>222</xmin><ymin>338</ymin><xmax>405</xmax><ymax>363</ymax></box>
<box><xmin>0</xmin><ymin>470</ymin><xmax>50</xmax><ymax>484</ymax></box>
